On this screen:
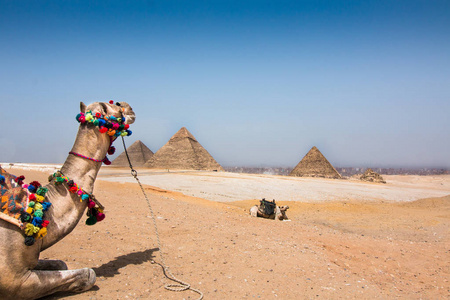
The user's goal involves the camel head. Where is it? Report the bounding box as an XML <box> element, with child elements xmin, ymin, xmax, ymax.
<box><xmin>80</xmin><ymin>101</ymin><xmax>136</xmax><ymax>125</ymax></box>
<box><xmin>280</xmin><ymin>205</ymin><xmax>289</xmax><ymax>212</ymax></box>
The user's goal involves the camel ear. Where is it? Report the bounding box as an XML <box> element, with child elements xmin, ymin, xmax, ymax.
<box><xmin>80</xmin><ymin>102</ymin><xmax>87</xmax><ymax>113</ymax></box>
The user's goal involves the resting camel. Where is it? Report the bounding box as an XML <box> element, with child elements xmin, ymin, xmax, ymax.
<box><xmin>249</xmin><ymin>199</ymin><xmax>289</xmax><ymax>220</ymax></box>
<box><xmin>0</xmin><ymin>101</ymin><xmax>135</xmax><ymax>300</ymax></box>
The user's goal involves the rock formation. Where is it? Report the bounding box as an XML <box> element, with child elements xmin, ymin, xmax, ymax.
<box><xmin>360</xmin><ymin>168</ymin><xmax>386</xmax><ymax>183</ymax></box>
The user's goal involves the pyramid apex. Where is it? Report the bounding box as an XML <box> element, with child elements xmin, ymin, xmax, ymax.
<box><xmin>171</xmin><ymin>127</ymin><xmax>197</xmax><ymax>141</ymax></box>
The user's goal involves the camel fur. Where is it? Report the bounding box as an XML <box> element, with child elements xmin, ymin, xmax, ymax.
<box><xmin>0</xmin><ymin>101</ymin><xmax>135</xmax><ymax>300</ymax></box>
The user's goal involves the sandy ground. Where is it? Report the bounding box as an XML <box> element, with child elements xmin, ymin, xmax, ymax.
<box><xmin>2</xmin><ymin>165</ymin><xmax>450</xmax><ymax>299</ymax></box>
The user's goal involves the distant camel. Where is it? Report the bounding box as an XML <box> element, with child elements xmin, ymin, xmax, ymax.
<box><xmin>0</xmin><ymin>101</ymin><xmax>135</xmax><ymax>299</ymax></box>
<box><xmin>250</xmin><ymin>199</ymin><xmax>289</xmax><ymax>220</ymax></box>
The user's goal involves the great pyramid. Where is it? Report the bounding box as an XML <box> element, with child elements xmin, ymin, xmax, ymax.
<box><xmin>289</xmin><ymin>146</ymin><xmax>341</xmax><ymax>179</ymax></box>
<box><xmin>111</xmin><ymin>140</ymin><xmax>154</xmax><ymax>167</ymax></box>
<box><xmin>144</xmin><ymin>127</ymin><xmax>224</xmax><ymax>171</ymax></box>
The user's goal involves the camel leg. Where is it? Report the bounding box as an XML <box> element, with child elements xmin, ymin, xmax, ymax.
<box><xmin>249</xmin><ymin>206</ymin><xmax>259</xmax><ymax>217</ymax></box>
<box><xmin>13</xmin><ymin>268</ymin><xmax>96</xmax><ymax>300</ymax></box>
<box><xmin>34</xmin><ymin>259</ymin><xmax>68</xmax><ymax>271</ymax></box>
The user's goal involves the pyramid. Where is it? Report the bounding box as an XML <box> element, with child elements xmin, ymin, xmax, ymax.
<box><xmin>112</xmin><ymin>140</ymin><xmax>154</xmax><ymax>167</ymax></box>
<box><xmin>144</xmin><ymin>127</ymin><xmax>224</xmax><ymax>171</ymax></box>
<box><xmin>289</xmin><ymin>146</ymin><xmax>341</xmax><ymax>179</ymax></box>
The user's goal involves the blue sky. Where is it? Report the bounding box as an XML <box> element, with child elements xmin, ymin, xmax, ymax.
<box><xmin>1</xmin><ymin>0</ymin><xmax>449</xmax><ymax>168</ymax></box>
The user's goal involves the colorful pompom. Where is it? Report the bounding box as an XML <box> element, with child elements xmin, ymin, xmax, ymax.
<box><xmin>108</xmin><ymin>146</ymin><xmax>116</xmax><ymax>155</ymax></box>
<box><xmin>32</xmin><ymin>216</ymin><xmax>43</xmax><ymax>226</ymax></box>
<box><xmin>37</xmin><ymin>227</ymin><xmax>47</xmax><ymax>238</ymax></box>
<box><xmin>41</xmin><ymin>202</ymin><xmax>52</xmax><ymax>211</ymax></box>
<box><xmin>20</xmin><ymin>212</ymin><xmax>32</xmax><ymax>223</ymax></box>
<box><xmin>28</xmin><ymin>185</ymin><xmax>37</xmax><ymax>193</ymax></box>
<box><xmin>15</xmin><ymin>175</ymin><xmax>25</xmax><ymax>185</ymax></box>
<box><xmin>88</xmin><ymin>200</ymin><xmax>96</xmax><ymax>208</ymax></box>
<box><xmin>36</xmin><ymin>187</ymin><xmax>48</xmax><ymax>196</ymax></box>
<box><xmin>30</xmin><ymin>181</ymin><xmax>41</xmax><ymax>188</ymax></box>
<box><xmin>35</xmin><ymin>195</ymin><xmax>45</xmax><ymax>203</ymax></box>
<box><xmin>96</xmin><ymin>212</ymin><xmax>105</xmax><ymax>222</ymax></box>
<box><xmin>24</xmin><ymin>236</ymin><xmax>35</xmax><ymax>246</ymax></box>
<box><xmin>24</xmin><ymin>223</ymin><xmax>36</xmax><ymax>236</ymax></box>
<box><xmin>86</xmin><ymin>216</ymin><xmax>97</xmax><ymax>225</ymax></box>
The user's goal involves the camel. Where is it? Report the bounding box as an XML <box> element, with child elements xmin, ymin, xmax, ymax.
<box><xmin>249</xmin><ymin>199</ymin><xmax>289</xmax><ymax>221</ymax></box>
<box><xmin>0</xmin><ymin>101</ymin><xmax>135</xmax><ymax>300</ymax></box>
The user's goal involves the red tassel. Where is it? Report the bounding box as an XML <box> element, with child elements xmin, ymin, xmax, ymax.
<box><xmin>103</xmin><ymin>157</ymin><xmax>111</xmax><ymax>165</ymax></box>
<box><xmin>108</xmin><ymin>146</ymin><xmax>116</xmax><ymax>155</ymax></box>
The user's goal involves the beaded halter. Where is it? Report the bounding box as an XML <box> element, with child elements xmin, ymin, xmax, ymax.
<box><xmin>73</xmin><ymin>100</ymin><xmax>132</xmax><ymax>164</ymax></box>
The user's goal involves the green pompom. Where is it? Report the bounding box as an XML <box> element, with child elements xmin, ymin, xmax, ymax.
<box><xmin>36</xmin><ymin>187</ymin><xmax>48</xmax><ymax>196</ymax></box>
<box><xmin>86</xmin><ymin>216</ymin><xmax>97</xmax><ymax>226</ymax></box>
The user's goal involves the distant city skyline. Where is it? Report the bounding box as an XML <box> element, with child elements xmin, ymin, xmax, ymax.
<box><xmin>1</xmin><ymin>1</ymin><xmax>449</xmax><ymax>169</ymax></box>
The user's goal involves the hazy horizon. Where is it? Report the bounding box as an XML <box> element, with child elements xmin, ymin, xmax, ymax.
<box><xmin>1</xmin><ymin>1</ymin><xmax>449</xmax><ymax>169</ymax></box>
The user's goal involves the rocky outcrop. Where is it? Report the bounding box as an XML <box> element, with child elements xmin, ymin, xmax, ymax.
<box><xmin>360</xmin><ymin>168</ymin><xmax>386</xmax><ymax>183</ymax></box>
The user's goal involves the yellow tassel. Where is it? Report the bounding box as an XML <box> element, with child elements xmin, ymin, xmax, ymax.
<box><xmin>26</xmin><ymin>207</ymin><xmax>34</xmax><ymax>214</ymax></box>
<box><xmin>34</xmin><ymin>203</ymin><xmax>43</xmax><ymax>211</ymax></box>
<box><xmin>37</xmin><ymin>227</ymin><xmax>47</xmax><ymax>238</ymax></box>
<box><xmin>35</xmin><ymin>195</ymin><xmax>45</xmax><ymax>203</ymax></box>
<box><xmin>24</xmin><ymin>223</ymin><xmax>35</xmax><ymax>236</ymax></box>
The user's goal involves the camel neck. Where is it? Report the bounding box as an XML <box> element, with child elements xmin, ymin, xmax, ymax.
<box><xmin>60</xmin><ymin>124</ymin><xmax>110</xmax><ymax>194</ymax></box>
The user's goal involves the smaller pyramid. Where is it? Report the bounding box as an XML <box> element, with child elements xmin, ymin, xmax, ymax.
<box><xmin>360</xmin><ymin>168</ymin><xmax>386</xmax><ymax>183</ymax></box>
<box><xmin>112</xmin><ymin>140</ymin><xmax>154</xmax><ymax>167</ymax></box>
<box><xmin>289</xmin><ymin>146</ymin><xmax>341</xmax><ymax>179</ymax></box>
<box><xmin>144</xmin><ymin>127</ymin><xmax>224</xmax><ymax>171</ymax></box>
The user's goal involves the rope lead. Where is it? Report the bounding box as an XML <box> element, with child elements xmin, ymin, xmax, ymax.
<box><xmin>121</xmin><ymin>137</ymin><xmax>204</xmax><ymax>299</ymax></box>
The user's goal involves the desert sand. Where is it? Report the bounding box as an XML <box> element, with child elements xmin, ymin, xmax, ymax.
<box><xmin>3</xmin><ymin>164</ymin><xmax>449</xmax><ymax>299</ymax></box>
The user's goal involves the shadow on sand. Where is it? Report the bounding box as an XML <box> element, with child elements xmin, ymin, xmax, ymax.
<box><xmin>39</xmin><ymin>248</ymin><xmax>158</xmax><ymax>299</ymax></box>
<box><xmin>93</xmin><ymin>247</ymin><xmax>159</xmax><ymax>277</ymax></box>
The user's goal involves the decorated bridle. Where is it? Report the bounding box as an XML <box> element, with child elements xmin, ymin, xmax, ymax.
<box><xmin>72</xmin><ymin>100</ymin><xmax>133</xmax><ymax>165</ymax></box>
